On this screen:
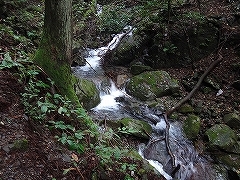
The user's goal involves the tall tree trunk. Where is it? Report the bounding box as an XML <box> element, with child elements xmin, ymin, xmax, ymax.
<box><xmin>34</xmin><ymin>0</ymin><xmax>79</xmax><ymax>104</ymax></box>
<box><xmin>43</xmin><ymin>0</ymin><xmax>72</xmax><ymax>64</ymax></box>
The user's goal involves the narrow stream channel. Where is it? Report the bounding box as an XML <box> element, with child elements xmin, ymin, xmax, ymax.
<box><xmin>72</xmin><ymin>28</ymin><xmax>226</xmax><ymax>180</ymax></box>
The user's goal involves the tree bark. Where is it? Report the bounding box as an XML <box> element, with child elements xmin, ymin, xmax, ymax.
<box><xmin>34</xmin><ymin>0</ymin><xmax>79</xmax><ymax>104</ymax></box>
<box><xmin>44</xmin><ymin>0</ymin><xmax>72</xmax><ymax>64</ymax></box>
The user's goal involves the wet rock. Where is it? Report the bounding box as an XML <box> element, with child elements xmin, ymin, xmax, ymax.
<box><xmin>119</xmin><ymin>118</ymin><xmax>152</xmax><ymax>139</ymax></box>
<box><xmin>75</xmin><ymin>78</ymin><xmax>100</xmax><ymax>110</ymax></box>
<box><xmin>223</xmin><ymin>112</ymin><xmax>240</xmax><ymax>129</ymax></box>
<box><xmin>205</xmin><ymin>124</ymin><xmax>237</xmax><ymax>151</ymax></box>
<box><xmin>116</xmin><ymin>74</ymin><xmax>128</xmax><ymax>88</ymax></box>
<box><xmin>125</xmin><ymin>71</ymin><xmax>180</xmax><ymax>101</ymax></box>
<box><xmin>99</xmin><ymin>120</ymin><xmax>121</xmax><ymax>131</ymax></box>
<box><xmin>183</xmin><ymin>114</ymin><xmax>201</xmax><ymax>139</ymax></box>
<box><xmin>71</xmin><ymin>48</ymin><xmax>87</xmax><ymax>66</ymax></box>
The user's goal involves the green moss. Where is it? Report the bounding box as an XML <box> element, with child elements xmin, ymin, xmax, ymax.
<box><xmin>75</xmin><ymin>78</ymin><xmax>100</xmax><ymax>110</ymax></box>
<box><xmin>119</xmin><ymin>118</ymin><xmax>152</xmax><ymax>139</ymax></box>
<box><xmin>13</xmin><ymin>138</ymin><xmax>28</xmax><ymax>151</ymax></box>
<box><xmin>205</xmin><ymin>124</ymin><xmax>237</xmax><ymax>151</ymax></box>
<box><xmin>183</xmin><ymin>114</ymin><xmax>201</xmax><ymax>139</ymax></box>
<box><xmin>126</xmin><ymin>71</ymin><xmax>179</xmax><ymax>101</ymax></box>
<box><xmin>33</xmin><ymin>44</ymin><xmax>80</xmax><ymax>106</ymax></box>
<box><xmin>217</xmin><ymin>154</ymin><xmax>240</xmax><ymax>170</ymax></box>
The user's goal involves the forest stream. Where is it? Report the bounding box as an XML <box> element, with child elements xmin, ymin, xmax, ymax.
<box><xmin>72</xmin><ymin>27</ymin><xmax>227</xmax><ymax>180</ymax></box>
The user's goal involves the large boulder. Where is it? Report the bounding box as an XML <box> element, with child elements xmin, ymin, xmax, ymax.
<box><xmin>183</xmin><ymin>114</ymin><xmax>201</xmax><ymax>140</ymax></box>
<box><xmin>205</xmin><ymin>124</ymin><xmax>237</xmax><ymax>151</ymax></box>
<box><xmin>75</xmin><ymin>78</ymin><xmax>100</xmax><ymax>110</ymax></box>
<box><xmin>119</xmin><ymin>117</ymin><xmax>152</xmax><ymax>140</ymax></box>
<box><xmin>125</xmin><ymin>71</ymin><xmax>180</xmax><ymax>101</ymax></box>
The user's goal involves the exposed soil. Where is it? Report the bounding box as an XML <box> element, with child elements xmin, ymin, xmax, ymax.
<box><xmin>0</xmin><ymin>0</ymin><xmax>240</xmax><ymax>180</ymax></box>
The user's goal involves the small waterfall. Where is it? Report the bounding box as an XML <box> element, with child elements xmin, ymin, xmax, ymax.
<box><xmin>94</xmin><ymin>80</ymin><xmax>124</xmax><ymax>111</ymax></box>
<box><xmin>73</xmin><ymin>27</ymin><xmax>222</xmax><ymax>180</ymax></box>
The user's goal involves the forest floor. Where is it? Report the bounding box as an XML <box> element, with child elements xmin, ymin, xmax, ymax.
<box><xmin>0</xmin><ymin>0</ymin><xmax>240</xmax><ymax>179</ymax></box>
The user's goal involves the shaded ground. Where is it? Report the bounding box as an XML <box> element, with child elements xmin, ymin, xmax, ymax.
<box><xmin>0</xmin><ymin>0</ymin><xmax>240</xmax><ymax>179</ymax></box>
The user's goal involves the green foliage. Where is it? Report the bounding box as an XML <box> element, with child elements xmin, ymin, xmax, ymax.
<box><xmin>0</xmin><ymin>53</ymin><xmax>24</xmax><ymax>69</ymax></box>
<box><xmin>182</xmin><ymin>11</ymin><xmax>205</xmax><ymax>23</ymax></box>
<box><xmin>163</xmin><ymin>42</ymin><xmax>178</xmax><ymax>54</ymax></box>
<box><xmin>0</xmin><ymin>53</ymin><xmax>93</xmax><ymax>154</ymax></box>
<box><xmin>118</xmin><ymin>126</ymin><xmax>140</xmax><ymax>135</ymax></box>
<box><xmin>98</xmin><ymin>4</ymin><xmax>133</xmax><ymax>33</ymax></box>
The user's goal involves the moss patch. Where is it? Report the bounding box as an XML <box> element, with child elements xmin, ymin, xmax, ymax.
<box><xmin>33</xmin><ymin>47</ymin><xmax>80</xmax><ymax>106</ymax></box>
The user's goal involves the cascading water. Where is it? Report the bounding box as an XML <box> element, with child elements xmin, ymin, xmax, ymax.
<box><xmin>72</xmin><ymin>27</ymin><xmax>226</xmax><ymax>180</ymax></box>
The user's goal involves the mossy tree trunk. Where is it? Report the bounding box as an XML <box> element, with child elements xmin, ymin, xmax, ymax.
<box><xmin>34</xmin><ymin>0</ymin><xmax>80</xmax><ymax>105</ymax></box>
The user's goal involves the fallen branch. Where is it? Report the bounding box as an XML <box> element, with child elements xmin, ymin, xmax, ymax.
<box><xmin>163</xmin><ymin>113</ymin><xmax>176</xmax><ymax>167</ymax></box>
<box><xmin>166</xmin><ymin>53</ymin><xmax>223</xmax><ymax>116</ymax></box>
<box><xmin>161</xmin><ymin>51</ymin><xmax>223</xmax><ymax>169</ymax></box>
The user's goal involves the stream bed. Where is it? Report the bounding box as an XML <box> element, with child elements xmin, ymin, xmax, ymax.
<box><xmin>72</xmin><ymin>28</ymin><xmax>227</xmax><ymax>180</ymax></box>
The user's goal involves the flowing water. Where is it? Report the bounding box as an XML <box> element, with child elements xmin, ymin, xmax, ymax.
<box><xmin>72</xmin><ymin>28</ymin><xmax>227</xmax><ymax>180</ymax></box>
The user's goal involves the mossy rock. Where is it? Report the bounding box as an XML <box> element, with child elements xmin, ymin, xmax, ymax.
<box><xmin>205</xmin><ymin>124</ymin><xmax>237</xmax><ymax>151</ymax></box>
<box><xmin>119</xmin><ymin>118</ymin><xmax>152</xmax><ymax>139</ymax></box>
<box><xmin>216</xmin><ymin>154</ymin><xmax>240</xmax><ymax>170</ymax></box>
<box><xmin>99</xmin><ymin>120</ymin><xmax>121</xmax><ymax>131</ymax></box>
<box><xmin>75</xmin><ymin>78</ymin><xmax>100</xmax><ymax>110</ymax></box>
<box><xmin>125</xmin><ymin>71</ymin><xmax>180</xmax><ymax>101</ymax></box>
<box><xmin>183</xmin><ymin>114</ymin><xmax>201</xmax><ymax>139</ymax></box>
<box><xmin>223</xmin><ymin>113</ymin><xmax>240</xmax><ymax>129</ymax></box>
<box><xmin>178</xmin><ymin>104</ymin><xmax>194</xmax><ymax>114</ymax></box>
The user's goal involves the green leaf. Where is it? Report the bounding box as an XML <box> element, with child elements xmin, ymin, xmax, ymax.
<box><xmin>41</xmin><ymin>105</ymin><xmax>48</xmax><ymax>113</ymax></box>
<box><xmin>74</xmin><ymin>132</ymin><xmax>84</xmax><ymax>140</ymax></box>
<box><xmin>55</xmin><ymin>121</ymin><xmax>67</xmax><ymax>130</ymax></box>
<box><xmin>58</xmin><ymin>136</ymin><xmax>67</xmax><ymax>144</ymax></box>
<box><xmin>63</xmin><ymin>168</ymin><xmax>71</xmax><ymax>175</ymax></box>
<box><xmin>58</xmin><ymin>107</ymin><xmax>68</xmax><ymax>115</ymax></box>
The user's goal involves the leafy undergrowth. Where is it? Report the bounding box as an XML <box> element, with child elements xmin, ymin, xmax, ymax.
<box><xmin>0</xmin><ymin>54</ymin><xmax>164</xmax><ymax>179</ymax></box>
